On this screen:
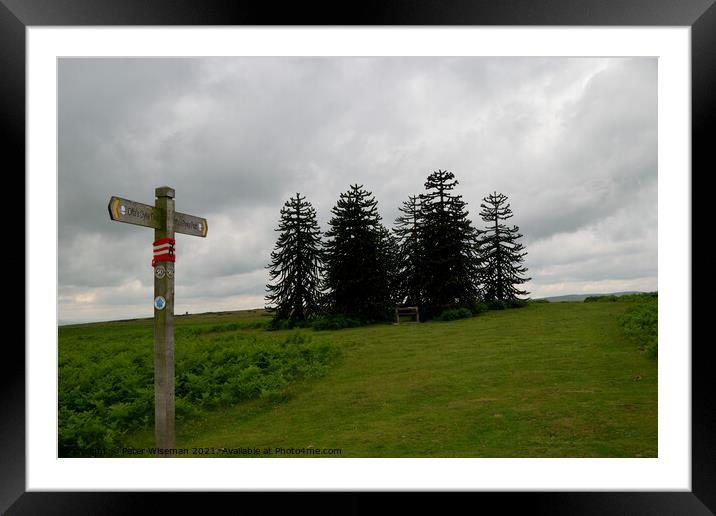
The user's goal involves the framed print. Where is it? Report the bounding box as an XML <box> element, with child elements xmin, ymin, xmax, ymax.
<box><xmin>6</xmin><ymin>0</ymin><xmax>713</xmax><ymax>513</ymax></box>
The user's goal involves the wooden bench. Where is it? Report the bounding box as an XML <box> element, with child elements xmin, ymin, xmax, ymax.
<box><xmin>395</xmin><ymin>306</ymin><xmax>420</xmax><ymax>324</ymax></box>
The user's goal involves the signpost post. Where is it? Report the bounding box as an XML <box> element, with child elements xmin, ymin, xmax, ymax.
<box><xmin>108</xmin><ymin>186</ymin><xmax>208</xmax><ymax>455</ymax></box>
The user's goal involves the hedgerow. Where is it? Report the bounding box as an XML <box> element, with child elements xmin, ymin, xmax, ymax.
<box><xmin>435</xmin><ymin>307</ymin><xmax>473</xmax><ymax>321</ymax></box>
<box><xmin>618</xmin><ymin>294</ymin><xmax>658</xmax><ymax>358</ymax></box>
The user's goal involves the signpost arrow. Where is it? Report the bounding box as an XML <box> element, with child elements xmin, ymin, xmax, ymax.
<box><xmin>108</xmin><ymin>196</ymin><xmax>161</xmax><ymax>229</ymax></box>
<box><xmin>108</xmin><ymin>186</ymin><xmax>208</xmax><ymax>456</ymax></box>
<box><xmin>173</xmin><ymin>211</ymin><xmax>208</xmax><ymax>238</ymax></box>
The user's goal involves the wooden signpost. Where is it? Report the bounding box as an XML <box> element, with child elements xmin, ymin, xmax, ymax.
<box><xmin>108</xmin><ymin>186</ymin><xmax>208</xmax><ymax>455</ymax></box>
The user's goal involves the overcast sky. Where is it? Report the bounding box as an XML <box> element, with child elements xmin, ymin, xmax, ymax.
<box><xmin>58</xmin><ymin>57</ymin><xmax>657</xmax><ymax>324</ymax></box>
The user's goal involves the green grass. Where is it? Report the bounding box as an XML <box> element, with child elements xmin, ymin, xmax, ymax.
<box><xmin>58</xmin><ymin>310</ymin><xmax>336</xmax><ymax>457</ymax></box>
<box><xmin>59</xmin><ymin>301</ymin><xmax>657</xmax><ymax>458</ymax></box>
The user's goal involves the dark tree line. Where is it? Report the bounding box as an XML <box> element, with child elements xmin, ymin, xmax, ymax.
<box><xmin>265</xmin><ymin>170</ymin><xmax>530</xmax><ymax>323</ymax></box>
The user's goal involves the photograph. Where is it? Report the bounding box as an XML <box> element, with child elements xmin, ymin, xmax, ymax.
<box><xmin>57</xmin><ymin>56</ymin><xmax>658</xmax><ymax>459</ymax></box>
<box><xmin>6</xmin><ymin>1</ymin><xmax>710</xmax><ymax>509</ymax></box>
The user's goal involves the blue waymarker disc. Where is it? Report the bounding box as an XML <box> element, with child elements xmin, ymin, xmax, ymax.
<box><xmin>154</xmin><ymin>296</ymin><xmax>166</xmax><ymax>310</ymax></box>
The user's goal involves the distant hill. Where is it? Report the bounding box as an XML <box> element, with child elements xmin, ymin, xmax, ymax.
<box><xmin>538</xmin><ymin>291</ymin><xmax>643</xmax><ymax>303</ymax></box>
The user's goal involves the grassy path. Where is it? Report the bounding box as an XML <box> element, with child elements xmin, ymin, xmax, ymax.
<box><xmin>123</xmin><ymin>302</ymin><xmax>657</xmax><ymax>457</ymax></box>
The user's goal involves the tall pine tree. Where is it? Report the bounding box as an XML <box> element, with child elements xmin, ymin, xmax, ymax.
<box><xmin>419</xmin><ymin>170</ymin><xmax>480</xmax><ymax>316</ymax></box>
<box><xmin>477</xmin><ymin>192</ymin><xmax>530</xmax><ymax>301</ymax></box>
<box><xmin>323</xmin><ymin>184</ymin><xmax>395</xmax><ymax>320</ymax></box>
<box><xmin>393</xmin><ymin>195</ymin><xmax>423</xmax><ymax>306</ymax></box>
<box><xmin>265</xmin><ymin>193</ymin><xmax>323</xmax><ymax>321</ymax></box>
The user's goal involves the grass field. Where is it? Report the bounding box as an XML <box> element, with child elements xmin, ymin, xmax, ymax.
<box><xmin>59</xmin><ymin>301</ymin><xmax>657</xmax><ymax>458</ymax></box>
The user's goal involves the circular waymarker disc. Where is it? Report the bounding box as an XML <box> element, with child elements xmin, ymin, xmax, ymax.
<box><xmin>154</xmin><ymin>296</ymin><xmax>166</xmax><ymax>310</ymax></box>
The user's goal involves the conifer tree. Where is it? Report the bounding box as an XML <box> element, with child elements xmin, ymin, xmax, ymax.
<box><xmin>376</xmin><ymin>224</ymin><xmax>400</xmax><ymax>309</ymax></box>
<box><xmin>265</xmin><ymin>193</ymin><xmax>323</xmax><ymax>321</ymax></box>
<box><xmin>393</xmin><ymin>195</ymin><xmax>423</xmax><ymax>306</ymax></box>
<box><xmin>323</xmin><ymin>184</ymin><xmax>394</xmax><ymax>320</ymax></box>
<box><xmin>477</xmin><ymin>191</ymin><xmax>530</xmax><ymax>301</ymax></box>
<box><xmin>419</xmin><ymin>170</ymin><xmax>480</xmax><ymax>316</ymax></box>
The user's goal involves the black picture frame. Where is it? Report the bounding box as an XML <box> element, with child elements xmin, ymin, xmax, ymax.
<box><xmin>6</xmin><ymin>1</ymin><xmax>711</xmax><ymax>513</ymax></box>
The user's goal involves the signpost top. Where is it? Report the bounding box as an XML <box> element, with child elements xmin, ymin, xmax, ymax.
<box><xmin>108</xmin><ymin>194</ymin><xmax>208</xmax><ymax>237</ymax></box>
<box><xmin>156</xmin><ymin>186</ymin><xmax>175</xmax><ymax>198</ymax></box>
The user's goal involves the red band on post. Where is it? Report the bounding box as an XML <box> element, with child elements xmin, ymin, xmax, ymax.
<box><xmin>152</xmin><ymin>238</ymin><xmax>176</xmax><ymax>266</ymax></box>
<box><xmin>152</xmin><ymin>254</ymin><xmax>176</xmax><ymax>267</ymax></box>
